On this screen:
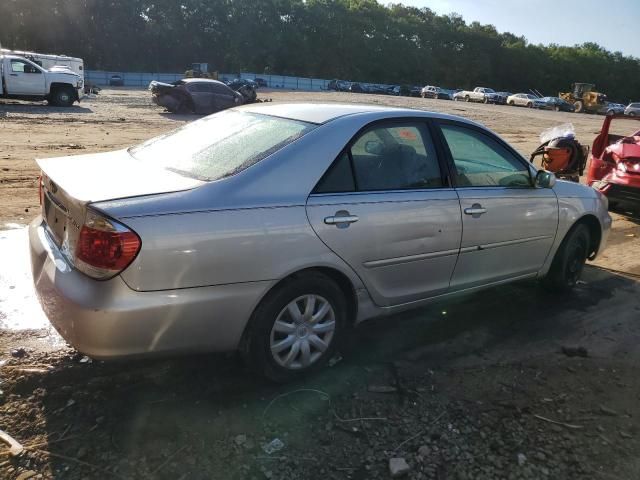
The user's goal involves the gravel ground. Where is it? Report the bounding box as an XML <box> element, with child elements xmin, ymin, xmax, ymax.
<box><xmin>1</xmin><ymin>89</ymin><xmax>640</xmax><ymax>479</ymax></box>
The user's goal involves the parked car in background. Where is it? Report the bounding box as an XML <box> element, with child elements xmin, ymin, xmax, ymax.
<box><xmin>0</xmin><ymin>54</ymin><xmax>83</xmax><ymax>106</ymax></box>
<box><xmin>588</xmin><ymin>114</ymin><xmax>640</xmax><ymax>209</ymax></box>
<box><xmin>604</xmin><ymin>103</ymin><xmax>626</xmax><ymax>115</ymax></box>
<box><xmin>149</xmin><ymin>78</ymin><xmax>244</xmax><ymax>114</ymax></box>
<box><xmin>493</xmin><ymin>92</ymin><xmax>511</xmax><ymax>105</ymax></box>
<box><xmin>421</xmin><ymin>85</ymin><xmax>451</xmax><ymax>100</ymax></box>
<box><xmin>31</xmin><ymin>103</ymin><xmax>610</xmax><ymax>381</ymax></box>
<box><xmin>254</xmin><ymin>78</ymin><xmax>268</xmax><ymax>88</ymax></box>
<box><xmin>349</xmin><ymin>82</ymin><xmax>365</xmax><ymax>93</ymax></box>
<box><xmin>507</xmin><ymin>93</ymin><xmax>546</xmax><ymax>108</ymax></box>
<box><xmin>109</xmin><ymin>74</ymin><xmax>124</xmax><ymax>87</ymax></box>
<box><xmin>456</xmin><ymin>87</ymin><xmax>498</xmax><ymax>103</ymax></box>
<box><xmin>452</xmin><ymin>90</ymin><xmax>465</xmax><ymax>101</ymax></box>
<box><xmin>224</xmin><ymin>78</ymin><xmax>258</xmax><ymax>102</ymax></box>
<box><xmin>538</xmin><ymin>97</ymin><xmax>575</xmax><ymax>112</ymax></box>
<box><xmin>410</xmin><ymin>85</ymin><xmax>422</xmax><ymax>97</ymax></box>
<box><xmin>625</xmin><ymin>103</ymin><xmax>640</xmax><ymax>116</ymax></box>
<box><xmin>226</xmin><ymin>78</ymin><xmax>258</xmax><ymax>90</ymax></box>
<box><xmin>328</xmin><ymin>79</ymin><xmax>351</xmax><ymax>92</ymax></box>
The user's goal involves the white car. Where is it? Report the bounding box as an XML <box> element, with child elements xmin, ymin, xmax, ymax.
<box><xmin>507</xmin><ymin>94</ymin><xmax>546</xmax><ymax>108</ymax></box>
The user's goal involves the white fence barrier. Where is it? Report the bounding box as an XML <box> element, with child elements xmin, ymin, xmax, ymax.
<box><xmin>86</xmin><ymin>70</ymin><xmax>331</xmax><ymax>91</ymax></box>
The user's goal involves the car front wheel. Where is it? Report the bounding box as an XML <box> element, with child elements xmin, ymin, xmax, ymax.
<box><xmin>242</xmin><ymin>272</ymin><xmax>347</xmax><ymax>382</ymax></box>
<box><xmin>542</xmin><ymin>224</ymin><xmax>590</xmax><ymax>292</ymax></box>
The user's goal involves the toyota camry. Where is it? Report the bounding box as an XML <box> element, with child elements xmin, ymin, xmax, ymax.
<box><xmin>30</xmin><ymin>104</ymin><xmax>611</xmax><ymax>381</ymax></box>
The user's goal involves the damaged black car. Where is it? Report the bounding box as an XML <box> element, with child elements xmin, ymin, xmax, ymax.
<box><xmin>149</xmin><ymin>78</ymin><xmax>245</xmax><ymax>114</ymax></box>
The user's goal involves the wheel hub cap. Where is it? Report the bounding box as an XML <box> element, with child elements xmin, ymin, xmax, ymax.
<box><xmin>270</xmin><ymin>294</ymin><xmax>336</xmax><ymax>370</ymax></box>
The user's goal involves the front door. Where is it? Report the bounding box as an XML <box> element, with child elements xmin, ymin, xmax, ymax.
<box><xmin>436</xmin><ymin>121</ymin><xmax>559</xmax><ymax>290</ymax></box>
<box><xmin>4</xmin><ymin>59</ymin><xmax>45</xmax><ymax>95</ymax></box>
<box><xmin>306</xmin><ymin>120</ymin><xmax>462</xmax><ymax>307</ymax></box>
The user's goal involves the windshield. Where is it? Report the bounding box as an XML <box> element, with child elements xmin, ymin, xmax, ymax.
<box><xmin>129</xmin><ymin>110</ymin><xmax>316</xmax><ymax>181</ymax></box>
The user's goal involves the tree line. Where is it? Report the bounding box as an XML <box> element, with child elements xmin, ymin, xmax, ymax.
<box><xmin>1</xmin><ymin>0</ymin><xmax>638</xmax><ymax>102</ymax></box>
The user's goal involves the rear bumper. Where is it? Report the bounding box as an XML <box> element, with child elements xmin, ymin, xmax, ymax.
<box><xmin>29</xmin><ymin>217</ymin><xmax>272</xmax><ymax>359</ymax></box>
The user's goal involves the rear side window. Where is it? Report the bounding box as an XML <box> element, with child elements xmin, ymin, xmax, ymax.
<box><xmin>212</xmin><ymin>84</ymin><xmax>232</xmax><ymax>95</ymax></box>
<box><xmin>440</xmin><ymin>124</ymin><xmax>531</xmax><ymax>188</ymax></box>
<box><xmin>315</xmin><ymin>121</ymin><xmax>443</xmax><ymax>193</ymax></box>
<box><xmin>129</xmin><ymin>111</ymin><xmax>315</xmax><ymax>181</ymax></box>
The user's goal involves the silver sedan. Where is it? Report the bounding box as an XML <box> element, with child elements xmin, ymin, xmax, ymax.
<box><xmin>30</xmin><ymin>103</ymin><xmax>611</xmax><ymax>381</ymax></box>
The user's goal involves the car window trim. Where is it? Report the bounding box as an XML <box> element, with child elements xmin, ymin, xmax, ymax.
<box><xmin>311</xmin><ymin>117</ymin><xmax>452</xmax><ymax>195</ymax></box>
<box><xmin>433</xmin><ymin>119</ymin><xmax>534</xmax><ymax>189</ymax></box>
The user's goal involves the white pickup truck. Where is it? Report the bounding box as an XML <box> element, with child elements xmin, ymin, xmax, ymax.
<box><xmin>454</xmin><ymin>87</ymin><xmax>498</xmax><ymax>103</ymax></box>
<box><xmin>0</xmin><ymin>54</ymin><xmax>83</xmax><ymax>107</ymax></box>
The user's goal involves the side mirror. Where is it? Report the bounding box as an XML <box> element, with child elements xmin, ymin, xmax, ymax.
<box><xmin>535</xmin><ymin>170</ymin><xmax>556</xmax><ymax>189</ymax></box>
<box><xmin>364</xmin><ymin>140</ymin><xmax>384</xmax><ymax>155</ymax></box>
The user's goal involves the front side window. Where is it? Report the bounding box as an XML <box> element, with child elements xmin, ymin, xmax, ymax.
<box><xmin>440</xmin><ymin>124</ymin><xmax>531</xmax><ymax>188</ymax></box>
<box><xmin>10</xmin><ymin>60</ymin><xmax>40</xmax><ymax>74</ymax></box>
<box><xmin>315</xmin><ymin>122</ymin><xmax>443</xmax><ymax>193</ymax></box>
<box><xmin>129</xmin><ymin>111</ymin><xmax>316</xmax><ymax>181</ymax></box>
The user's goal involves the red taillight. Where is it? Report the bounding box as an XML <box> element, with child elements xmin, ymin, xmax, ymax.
<box><xmin>74</xmin><ymin>210</ymin><xmax>141</xmax><ymax>279</ymax></box>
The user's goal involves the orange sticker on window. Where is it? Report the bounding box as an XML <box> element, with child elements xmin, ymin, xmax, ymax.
<box><xmin>398</xmin><ymin>129</ymin><xmax>417</xmax><ymax>140</ymax></box>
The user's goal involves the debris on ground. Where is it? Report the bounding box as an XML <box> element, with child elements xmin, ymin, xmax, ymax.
<box><xmin>368</xmin><ymin>385</ymin><xmax>398</xmax><ymax>394</ymax></box>
<box><xmin>599</xmin><ymin>404</ymin><xmax>619</xmax><ymax>416</ymax></box>
<box><xmin>389</xmin><ymin>457</ymin><xmax>410</xmax><ymax>477</ymax></box>
<box><xmin>10</xmin><ymin>347</ymin><xmax>27</xmax><ymax>358</ymax></box>
<box><xmin>261</xmin><ymin>438</ymin><xmax>284</xmax><ymax>454</ymax></box>
<box><xmin>0</xmin><ymin>428</ymin><xmax>25</xmax><ymax>456</ymax></box>
<box><xmin>561</xmin><ymin>345</ymin><xmax>588</xmax><ymax>357</ymax></box>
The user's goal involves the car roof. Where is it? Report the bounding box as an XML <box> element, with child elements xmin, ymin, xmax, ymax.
<box><xmin>181</xmin><ymin>78</ymin><xmax>227</xmax><ymax>85</ymax></box>
<box><xmin>238</xmin><ymin>102</ymin><xmax>479</xmax><ymax>126</ymax></box>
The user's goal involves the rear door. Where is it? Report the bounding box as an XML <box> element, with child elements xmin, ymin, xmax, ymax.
<box><xmin>435</xmin><ymin>121</ymin><xmax>558</xmax><ymax>290</ymax></box>
<box><xmin>186</xmin><ymin>82</ymin><xmax>215</xmax><ymax>114</ymax></box>
<box><xmin>4</xmin><ymin>58</ymin><xmax>45</xmax><ymax>95</ymax></box>
<box><xmin>306</xmin><ymin>119</ymin><xmax>462</xmax><ymax>307</ymax></box>
<box><xmin>212</xmin><ymin>83</ymin><xmax>238</xmax><ymax>110</ymax></box>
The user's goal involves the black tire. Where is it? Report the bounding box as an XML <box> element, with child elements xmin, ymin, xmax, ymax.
<box><xmin>542</xmin><ymin>224</ymin><xmax>590</xmax><ymax>292</ymax></box>
<box><xmin>241</xmin><ymin>272</ymin><xmax>347</xmax><ymax>382</ymax></box>
<box><xmin>49</xmin><ymin>87</ymin><xmax>75</xmax><ymax>107</ymax></box>
<box><xmin>483</xmin><ymin>97</ymin><xmax>489</xmax><ymax>104</ymax></box>
<box><xmin>554</xmin><ymin>105</ymin><xmax>560</xmax><ymax>112</ymax></box>
<box><xmin>508</xmin><ymin>101</ymin><xmax>514</xmax><ymax>106</ymax></box>
<box><xmin>629</xmin><ymin>112</ymin><xmax>637</xmax><ymax>117</ymax></box>
<box><xmin>574</xmin><ymin>100</ymin><xmax>584</xmax><ymax>113</ymax></box>
<box><xmin>527</xmin><ymin>102</ymin><xmax>533</xmax><ymax>108</ymax></box>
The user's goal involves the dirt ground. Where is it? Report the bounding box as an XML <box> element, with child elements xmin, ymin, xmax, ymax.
<box><xmin>1</xmin><ymin>90</ymin><xmax>640</xmax><ymax>479</ymax></box>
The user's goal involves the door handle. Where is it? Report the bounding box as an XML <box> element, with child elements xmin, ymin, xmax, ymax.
<box><xmin>324</xmin><ymin>214</ymin><xmax>359</xmax><ymax>226</ymax></box>
<box><xmin>464</xmin><ymin>204</ymin><xmax>487</xmax><ymax>216</ymax></box>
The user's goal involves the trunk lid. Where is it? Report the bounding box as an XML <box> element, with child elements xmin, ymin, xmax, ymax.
<box><xmin>38</xmin><ymin>149</ymin><xmax>203</xmax><ymax>252</ymax></box>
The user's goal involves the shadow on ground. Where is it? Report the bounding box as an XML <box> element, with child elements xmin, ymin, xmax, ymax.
<box><xmin>2</xmin><ymin>267</ymin><xmax>639</xmax><ymax>479</ymax></box>
<box><xmin>0</xmin><ymin>103</ymin><xmax>93</xmax><ymax>115</ymax></box>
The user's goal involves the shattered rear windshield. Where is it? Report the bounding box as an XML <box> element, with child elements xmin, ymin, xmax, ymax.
<box><xmin>128</xmin><ymin>110</ymin><xmax>316</xmax><ymax>181</ymax></box>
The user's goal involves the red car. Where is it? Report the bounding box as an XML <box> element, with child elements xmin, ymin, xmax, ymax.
<box><xmin>587</xmin><ymin>114</ymin><xmax>640</xmax><ymax>209</ymax></box>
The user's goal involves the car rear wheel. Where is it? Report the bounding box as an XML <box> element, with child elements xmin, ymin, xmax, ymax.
<box><xmin>242</xmin><ymin>272</ymin><xmax>347</xmax><ymax>382</ymax></box>
<box><xmin>542</xmin><ymin>224</ymin><xmax>590</xmax><ymax>292</ymax></box>
<box><xmin>508</xmin><ymin>101</ymin><xmax>514</xmax><ymax>106</ymax></box>
<box><xmin>527</xmin><ymin>102</ymin><xmax>533</xmax><ymax>108</ymax></box>
<box><xmin>465</xmin><ymin>96</ymin><xmax>470</xmax><ymax>102</ymax></box>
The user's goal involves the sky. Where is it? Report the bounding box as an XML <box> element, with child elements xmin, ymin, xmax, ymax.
<box><xmin>392</xmin><ymin>0</ymin><xmax>640</xmax><ymax>58</ymax></box>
